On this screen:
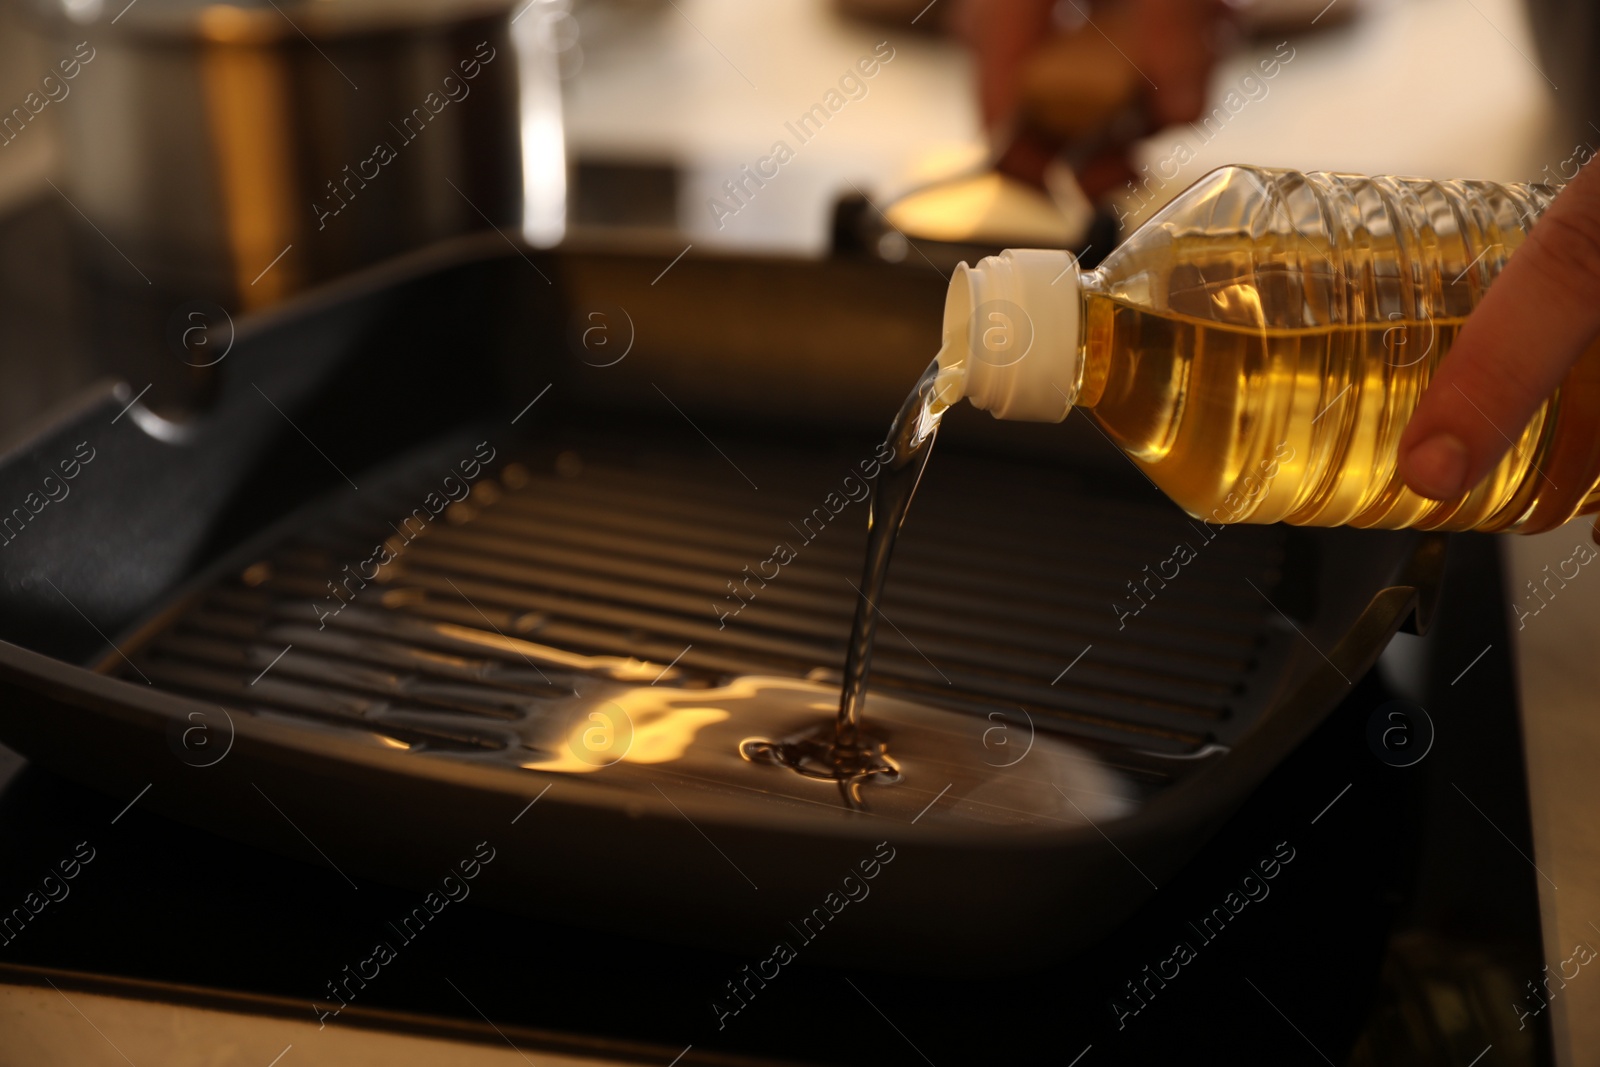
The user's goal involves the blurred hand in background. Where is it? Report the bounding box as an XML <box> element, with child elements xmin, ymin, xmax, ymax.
<box><xmin>955</xmin><ymin>0</ymin><xmax>1228</xmax><ymax>197</ymax></box>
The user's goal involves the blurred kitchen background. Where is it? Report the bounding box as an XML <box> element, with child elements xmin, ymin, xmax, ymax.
<box><xmin>0</xmin><ymin>0</ymin><xmax>1590</xmax><ymax>336</ymax></box>
<box><xmin>0</xmin><ymin>0</ymin><xmax>1591</xmax><ymax>432</ymax></box>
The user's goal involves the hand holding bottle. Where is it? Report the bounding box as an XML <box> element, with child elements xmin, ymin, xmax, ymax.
<box><xmin>936</xmin><ymin>164</ymin><xmax>1600</xmax><ymax>534</ymax></box>
<box><xmin>1400</xmin><ymin>158</ymin><xmax>1600</xmax><ymax>534</ymax></box>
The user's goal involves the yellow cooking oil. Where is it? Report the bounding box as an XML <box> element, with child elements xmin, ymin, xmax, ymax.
<box><xmin>1082</xmin><ymin>298</ymin><xmax>1500</xmax><ymax>530</ymax></box>
<box><xmin>935</xmin><ymin>166</ymin><xmax>1600</xmax><ymax>534</ymax></box>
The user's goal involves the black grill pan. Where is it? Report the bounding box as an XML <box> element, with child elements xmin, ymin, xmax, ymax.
<box><xmin>0</xmin><ymin>237</ymin><xmax>1444</xmax><ymax>971</ymax></box>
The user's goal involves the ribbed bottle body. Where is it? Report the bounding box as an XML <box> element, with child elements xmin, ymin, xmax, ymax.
<box><xmin>1079</xmin><ymin>165</ymin><xmax>1600</xmax><ymax>532</ymax></box>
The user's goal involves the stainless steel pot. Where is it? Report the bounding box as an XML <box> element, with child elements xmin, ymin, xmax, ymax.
<box><xmin>20</xmin><ymin>0</ymin><xmax>566</xmax><ymax>309</ymax></box>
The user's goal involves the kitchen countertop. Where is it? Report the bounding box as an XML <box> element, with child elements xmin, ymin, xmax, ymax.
<box><xmin>1507</xmin><ymin>525</ymin><xmax>1600</xmax><ymax>1067</ymax></box>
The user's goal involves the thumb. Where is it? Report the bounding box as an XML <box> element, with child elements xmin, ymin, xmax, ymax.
<box><xmin>1400</xmin><ymin>159</ymin><xmax>1600</xmax><ymax>499</ymax></box>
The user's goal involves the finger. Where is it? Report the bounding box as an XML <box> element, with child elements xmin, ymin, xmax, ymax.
<box><xmin>1399</xmin><ymin>160</ymin><xmax>1600</xmax><ymax>499</ymax></box>
<box><xmin>955</xmin><ymin>0</ymin><xmax>1056</xmax><ymax>130</ymax></box>
<box><xmin>1018</xmin><ymin>26</ymin><xmax>1143</xmax><ymax>139</ymax></box>
<box><xmin>1134</xmin><ymin>0</ymin><xmax>1221</xmax><ymax>125</ymax></box>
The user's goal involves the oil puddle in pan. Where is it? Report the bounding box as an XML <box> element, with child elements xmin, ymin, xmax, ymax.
<box><xmin>322</xmin><ymin>598</ymin><xmax>1135</xmax><ymax>827</ymax></box>
<box><xmin>415</xmin><ymin>671</ymin><xmax>1134</xmax><ymax>827</ymax></box>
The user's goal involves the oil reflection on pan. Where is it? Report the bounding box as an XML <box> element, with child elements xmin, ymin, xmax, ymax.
<box><xmin>484</xmin><ymin>673</ymin><xmax>1137</xmax><ymax>829</ymax></box>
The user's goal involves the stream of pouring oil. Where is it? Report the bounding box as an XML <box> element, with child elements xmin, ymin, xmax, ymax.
<box><xmin>741</xmin><ymin>359</ymin><xmax>950</xmax><ymax>802</ymax></box>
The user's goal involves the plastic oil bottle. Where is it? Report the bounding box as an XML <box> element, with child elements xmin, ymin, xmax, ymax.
<box><xmin>931</xmin><ymin>165</ymin><xmax>1600</xmax><ymax>533</ymax></box>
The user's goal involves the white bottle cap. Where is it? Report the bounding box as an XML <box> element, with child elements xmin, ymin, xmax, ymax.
<box><xmin>932</xmin><ymin>248</ymin><xmax>1081</xmax><ymax>422</ymax></box>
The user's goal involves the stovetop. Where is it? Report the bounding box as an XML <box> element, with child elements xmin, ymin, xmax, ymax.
<box><xmin>0</xmin><ymin>195</ymin><xmax>1554</xmax><ymax>1066</ymax></box>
